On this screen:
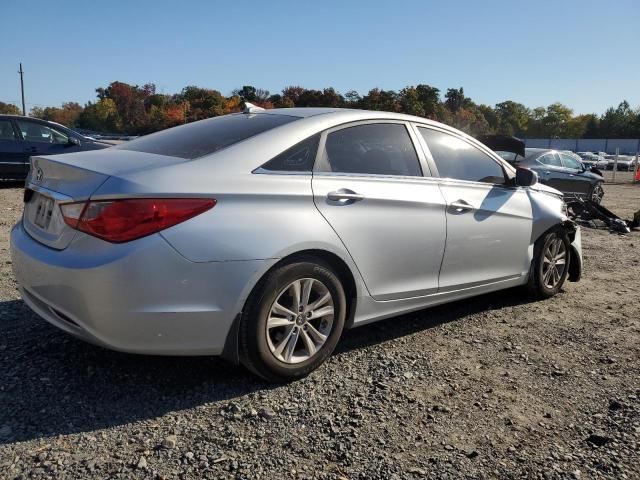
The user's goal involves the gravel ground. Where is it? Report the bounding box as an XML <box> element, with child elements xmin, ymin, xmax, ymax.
<box><xmin>0</xmin><ymin>177</ymin><xmax>639</xmax><ymax>479</ymax></box>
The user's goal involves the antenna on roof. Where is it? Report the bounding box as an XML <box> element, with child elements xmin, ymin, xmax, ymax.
<box><xmin>243</xmin><ymin>102</ymin><xmax>265</xmax><ymax>114</ymax></box>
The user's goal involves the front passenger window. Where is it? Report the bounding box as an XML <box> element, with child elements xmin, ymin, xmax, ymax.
<box><xmin>17</xmin><ymin>120</ymin><xmax>68</xmax><ymax>145</ymax></box>
<box><xmin>560</xmin><ymin>154</ymin><xmax>582</xmax><ymax>170</ymax></box>
<box><xmin>323</xmin><ymin>123</ymin><xmax>422</xmax><ymax>177</ymax></box>
<box><xmin>539</xmin><ymin>153</ymin><xmax>562</xmax><ymax>167</ymax></box>
<box><xmin>418</xmin><ymin>127</ymin><xmax>505</xmax><ymax>184</ymax></box>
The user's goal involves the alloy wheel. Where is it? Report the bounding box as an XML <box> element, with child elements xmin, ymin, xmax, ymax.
<box><xmin>591</xmin><ymin>184</ymin><xmax>604</xmax><ymax>204</ymax></box>
<box><xmin>266</xmin><ymin>278</ymin><xmax>334</xmax><ymax>364</ymax></box>
<box><xmin>542</xmin><ymin>238</ymin><xmax>567</xmax><ymax>289</ymax></box>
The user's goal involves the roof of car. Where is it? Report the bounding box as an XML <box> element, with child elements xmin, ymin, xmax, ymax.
<box><xmin>260</xmin><ymin>107</ymin><xmax>441</xmax><ymax>123</ymax></box>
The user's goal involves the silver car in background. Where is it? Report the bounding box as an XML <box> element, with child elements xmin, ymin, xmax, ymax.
<box><xmin>10</xmin><ymin>108</ymin><xmax>582</xmax><ymax>381</ymax></box>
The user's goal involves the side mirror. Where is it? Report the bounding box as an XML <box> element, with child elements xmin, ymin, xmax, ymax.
<box><xmin>515</xmin><ymin>167</ymin><xmax>538</xmax><ymax>187</ymax></box>
<box><xmin>67</xmin><ymin>137</ymin><xmax>81</xmax><ymax>147</ymax></box>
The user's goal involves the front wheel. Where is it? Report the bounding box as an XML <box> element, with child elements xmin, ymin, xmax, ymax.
<box><xmin>589</xmin><ymin>181</ymin><xmax>604</xmax><ymax>204</ymax></box>
<box><xmin>239</xmin><ymin>257</ymin><xmax>346</xmax><ymax>382</ymax></box>
<box><xmin>527</xmin><ymin>229</ymin><xmax>571</xmax><ymax>299</ymax></box>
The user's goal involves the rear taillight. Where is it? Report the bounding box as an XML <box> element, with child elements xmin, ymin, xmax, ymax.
<box><xmin>60</xmin><ymin>198</ymin><xmax>216</xmax><ymax>243</ymax></box>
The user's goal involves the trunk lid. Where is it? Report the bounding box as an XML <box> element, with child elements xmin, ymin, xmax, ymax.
<box><xmin>23</xmin><ymin>150</ymin><xmax>189</xmax><ymax>249</ymax></box>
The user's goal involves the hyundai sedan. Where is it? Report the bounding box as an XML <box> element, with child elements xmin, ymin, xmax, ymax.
<box><xmin>10</xmin><ymin>107</ymin><xmax>582</xmax><ymax>381</ymax></box>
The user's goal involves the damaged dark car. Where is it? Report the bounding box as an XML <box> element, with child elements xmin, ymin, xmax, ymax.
<box><xmin>479</xmin><ymin>136</ymin><xmax>605</xmax><ymax>204</ymax></box>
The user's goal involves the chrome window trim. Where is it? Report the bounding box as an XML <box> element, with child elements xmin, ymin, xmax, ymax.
<box><xmin>252</xmin><ymin>167</ymin><xmax>312</xmax><ymax>176</ymax></box>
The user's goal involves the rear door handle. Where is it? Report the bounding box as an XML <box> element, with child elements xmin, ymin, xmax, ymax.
<box><xmin>450</xmin><ymin>200</ymin><xmax>474</xmax><ymax>213</ymax></box>
<box><xmin>327</xmin><ymin>189</ymin><xmax>365</xmax><ymax>204</ymax></box>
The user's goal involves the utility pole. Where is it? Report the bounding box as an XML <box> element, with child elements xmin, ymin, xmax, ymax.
<box><xmin>18</xmin><ymin>63</ymin><xmax>26</xmax><ymax>116</ymax></box>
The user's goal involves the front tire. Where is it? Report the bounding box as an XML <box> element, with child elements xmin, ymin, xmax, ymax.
<box><xmin>239</xmin><ymin>257</ymin><xmax>346</xmax><ymax>382</ymax></box>
<box><xmin>527</xmin><ymin>229</ymin><xmax>571</xmax><ymax>299</ymax></box>
<box><xmin>589</xmin><ymin>181</ymin><xmax>604</xmax><ymax>204</ymax></box>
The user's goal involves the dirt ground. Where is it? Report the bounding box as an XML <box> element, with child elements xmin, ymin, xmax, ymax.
<box><xmin>0</xmin><ymin>176</ymin><xmax>638</xmax><ymax>479</ymax></box>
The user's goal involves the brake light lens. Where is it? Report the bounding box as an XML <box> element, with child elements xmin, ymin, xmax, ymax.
<box><xmin>60</xmin><ymin>198</ymin><xmax>216</xmax><ymax>243</ymax></box>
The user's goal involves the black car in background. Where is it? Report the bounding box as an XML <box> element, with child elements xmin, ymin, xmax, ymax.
<box><xmin>0</xmin><ymin>115</ymin><xmax>111</xmax><ymax>180</ymax></box>
<box><xmin>497</xmin><ymin>148</ymin><xmax>605</xmax><ymax>204</ymax></box>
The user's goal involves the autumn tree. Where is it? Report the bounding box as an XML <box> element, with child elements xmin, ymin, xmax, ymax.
<box><xmin>178</xmin><ymin>86</ymin><xmax>225</xmax><ymax>121</ymax></box>
<box><xmin>0</xmin><ymin>101</ymin><xmax>21</xmax><ymax>115</ymax></box>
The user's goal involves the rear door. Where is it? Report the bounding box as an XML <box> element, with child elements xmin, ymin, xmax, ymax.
<box><xmin>416</xmin><ymin>126</ymin><xmax>533</xmax><ymax>291</ymax></box>
<box><xmin>0</xmin><ymin>118</ymin><xmax>26</xmax><ymax>178</ymax></box>
<box><xmin>312</xmin><ymin>121</ymin><xmax>447</xmax><ymax>301</ymax></box>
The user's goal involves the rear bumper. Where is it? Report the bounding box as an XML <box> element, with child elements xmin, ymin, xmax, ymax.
<box><xmin>10</xmin><ymin>221</ymin><xmax>273</xmax><ymax>355</ymax></box>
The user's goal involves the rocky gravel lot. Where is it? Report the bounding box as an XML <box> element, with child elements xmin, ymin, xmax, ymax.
<box><xmin>0</xmin><ymin>178</ymin><xmax>639</xmax><ymax>479</ymax></box>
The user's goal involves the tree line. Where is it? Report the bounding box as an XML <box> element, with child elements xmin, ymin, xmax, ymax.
<box><xmin>1</xmin><ymin>82</ymin><xmax>639</xmax><ymax>139</ymax></box>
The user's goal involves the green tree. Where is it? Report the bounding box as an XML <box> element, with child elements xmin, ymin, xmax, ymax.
<box><xmin>583</xmin><ymin>114</ymin><xmax>600</xmax><ymax>138</ymax></box>
<box><xmin>359</xmin><ymin>88</ymin><xmax>399</xmax><ymax>112</ymax></box>
<box><xmin>544</xmin><ymin>103</ymin><xmax>574</xmax><ymax>137</ymax></box>
<box><xmin>444</xmin><ymin>87</ymin><xmax>466</xmax><ymax>113</ymax></box>
<box><xmin>415</xmin><ymin>84</ymin><xmax>441</xmax><ymax>118</ymax></box>
<box><xmin>344</xmin><ymin>90</ymin><xmax>361</xmax><ymax>107</ymax></box>
<box><xmin>399</xmin><ymin>86</ymin><xmax>425</xmax><ymax>117</ymax></box>
<box><xmin>599</xmin><ymin>101</ymin><xmax>637</xmax><ymax>138</ymax></box>
<box><xmin>494</xmin><ymin>101</ymin><xmax>529</xmax><ymax>136</ymax></box>
<box><xmin>477</xmin><ymin>104</ymin><xmax>498</xmax><ymax>133</ymax></box>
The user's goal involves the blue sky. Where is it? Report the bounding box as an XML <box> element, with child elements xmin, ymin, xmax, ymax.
<box><xmin>1</xmin><ymin>0</ymin><xmax>639</xmax><ymax>114</ymax></box>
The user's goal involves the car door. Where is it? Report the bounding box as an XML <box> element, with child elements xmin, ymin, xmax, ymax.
<box><xmin>312</xmin><ymin>121</ymin><xmax>447</xmax><ymax>301</ymax></box>
<box><xmin>0</xmin><ymin>118</ymin><xmax>27</xmax><ymax>178</ymax></box>
<box><xmin>535</xmin><ymin>152</ymin><xmax>570</xmax><ymax>192</ymax></box>
<box><xmin>559</xmin><ymin>152</ymin><xmax>590</xmax><ymax>194</ymax></box>
<box><xmin>16</xmin><ymin>119</ymin><xmax>77</xmax><ymax>159</ymax></box>
<box><xmin>416</xmin><ymin>126</ymin><xmax>533</xmax><ymax>292</ymax></box>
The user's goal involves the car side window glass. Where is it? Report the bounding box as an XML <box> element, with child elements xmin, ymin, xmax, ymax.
<box><xmin>418</xmin><ymin>127</ymin><xmax>505</xmax><ymax>184</ymax></box>
<box><xmin>560</xmin><ymin>153</ymin><xmax>581</xmax><ymax>170</ymax></box>
<box><xmin>260</xmin><ymin>134</ymin><xmax>320</xmax><ymax>172</ymax></box>
<box><xmin>323</xmin><ymin>123</ymin><xmax>422</xmax><ymax>176</ymax></box>
<box><xmin>0</xmin><ymin>120</ymin><xmax>16</xmax><ymax>141</ymax></box>
<box><xmin>539</xmin><ymin>153</ymin><xmax>562</xmax><ymax>167</ymax></box>
<box><xmin>17</xmin><ymin>120</ymin><xmax>68</xmax><ymax>145</ymax></box>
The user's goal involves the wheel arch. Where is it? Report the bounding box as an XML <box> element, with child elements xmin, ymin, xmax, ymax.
<box><xmin>221</xmin><ymin>248</ymin><xmax>360</xmax><ymax>365</ymax></box>
<box><xmin>531</xmin><ymin>220</ymin><xmax>581</xmax><ymax>283</ymax></box>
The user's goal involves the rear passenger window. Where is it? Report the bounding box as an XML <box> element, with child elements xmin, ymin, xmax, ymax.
<box><xmin>323</xmin><ymin>123</ymin><xmax>422</xmax><ymax>176</ymax></box>
<box><xmin>260</xmin><ymin>134</ymin><xmax>320</xmax><ymax>172</ymax></box>
<box><xmin>418</xmin><ymin>128</ymin><xmax>505</xmax><ymax>184</ymax></box>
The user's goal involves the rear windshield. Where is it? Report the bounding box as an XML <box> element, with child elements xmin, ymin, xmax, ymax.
<box><xmin>115</xmin><ymin>113</ymin><xmax>298</xmax><ymax>159</ymax></box>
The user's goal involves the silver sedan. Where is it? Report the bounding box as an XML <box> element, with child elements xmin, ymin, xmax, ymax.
<box><xmin>10</xmin><ymin>107</ymin><xmax>582</xmax><ymax>381</ymax></box>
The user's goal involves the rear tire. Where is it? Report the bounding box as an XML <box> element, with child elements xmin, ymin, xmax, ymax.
<box><xmin>527</xmin><ymin>229</ymin><xmax>571</xmax><ymax>299</ymax></box>
<box><xmin>238</xmin><ymin>257</ymin><xmax>346</xmax><ymax>382</ymax></box>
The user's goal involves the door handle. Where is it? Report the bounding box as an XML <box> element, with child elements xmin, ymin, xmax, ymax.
<box><xmin>327</xmin><ymin>189</ymin><xmax>365</xmax><ymax>203</ymax></box>
<box><xmin>450</xmin><ymin>200</ymin><xmax>474</xmax><ymax>213</ymax></box>
<box><xmin>26</xmin><ymin>147</ymin><xmax>38</xmax><ymax>153</ymax></box>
